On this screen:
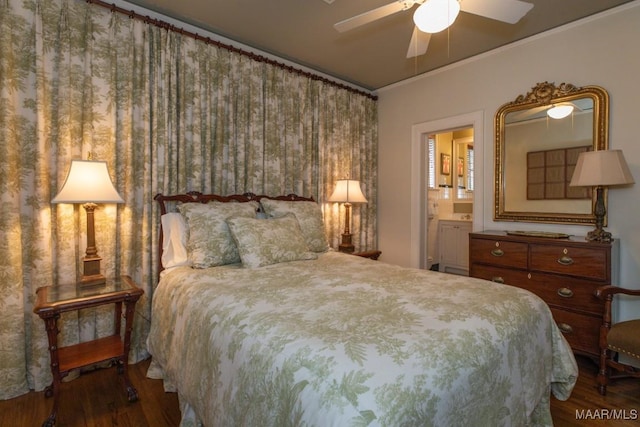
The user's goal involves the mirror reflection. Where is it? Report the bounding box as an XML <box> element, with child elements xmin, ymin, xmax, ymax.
<box><xmin>495</xmin><ymin>82</ymin><xmax>609</xmax><ymax>224</ymax></box>
<box><xmin>453</xmin><ymin>137</ymin><xmax>474</xmax><ymax>200</ymax></box>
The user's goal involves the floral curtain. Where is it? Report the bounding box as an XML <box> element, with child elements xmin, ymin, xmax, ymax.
<box><xmin>0</xmin><ymin>0</ymin><xmax>377</xmax><ymax>400</ymax></box>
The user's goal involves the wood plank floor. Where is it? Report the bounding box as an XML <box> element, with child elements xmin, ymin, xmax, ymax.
<box><xmin>0</xmin><ymin>358</ymin><xmax>180</xmax><ymax>427</ymax></box>
<box><xmin>0</xmin><ymin>355</ymin><xmax>638</xmax><ymax>426</ymax></box>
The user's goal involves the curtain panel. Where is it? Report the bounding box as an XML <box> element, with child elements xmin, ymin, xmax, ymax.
<box><xmin>0</xmin><ymin>0</ymin><xmax>378</xmax><ymax>399</ymax></box>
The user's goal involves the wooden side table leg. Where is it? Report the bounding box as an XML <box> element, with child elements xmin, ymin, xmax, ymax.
<box><xmin>120</xmin><ymin>299</ymin><xmax>138</xmax><ymax>402</ymax></box>
<box><xmin>114</xmin><ymin>301</ymin><xmax>123</xmax><ymax>335</ymax></box>
<box><xmin>42</xmin><ymin>315</ymin><xmax>62</xmax><ymax>427</ymax></box>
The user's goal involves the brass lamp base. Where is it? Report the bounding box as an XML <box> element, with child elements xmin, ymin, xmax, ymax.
<box><xmin>338</xmin><ymin>233</ymin><xmax>355</xmax><ymax>253</ymax></box>
<box><xmin>586</xmin><ymin>228</ymin><xmax>613</xmax><ymax>243</ymax></box>
<box><xmin>80</xmin><ymin>255</ymin><xmax>106</xmax><ymax>287</ymax></box>
<box><xmin>78</xmin><ymin>204</ymin><xmax>107</xmax><ymax>287</ymax></box>
<box><xmin>80</xmin><ymin>275</ymin><xmax>107</xmax><ymax>288</ymax></box>
<box><xmin>586</xmin><ymin>186</ymin><xmax>614</xmax><ymax>243</ymax></box>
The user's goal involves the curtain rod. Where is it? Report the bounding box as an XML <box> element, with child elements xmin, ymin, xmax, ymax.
<box><xmin>85</xmin><ymin>0</ymin><xmax>378</xmax><ymax>101</ymax></box>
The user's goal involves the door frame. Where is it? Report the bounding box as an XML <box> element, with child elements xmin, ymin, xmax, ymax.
<box><xmin>410</xmin><ymin>111</ymin><xmax>485</xmax><ymax>269</ymax></box>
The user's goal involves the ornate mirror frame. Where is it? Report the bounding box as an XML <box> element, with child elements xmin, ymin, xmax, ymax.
<box><xmin>494</xmin><ymin>82</ymin><xmax>609</xmax><ymax>224</ymax></box>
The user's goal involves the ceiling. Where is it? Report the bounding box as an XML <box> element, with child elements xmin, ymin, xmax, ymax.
<box><xmin>122</xmin><ymin>0</ymin><xmax>634</xmax><ymax>91</ymax></box>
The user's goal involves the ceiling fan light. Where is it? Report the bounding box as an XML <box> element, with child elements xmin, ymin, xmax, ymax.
<box><xmin>413</xmin><ymin>0</ymin><xmax>460</xmax><ymax>34</ymax></box>
<box><xmin>547</xmin><ymin>103</ymin><xmax>574</xmax><ymax>119</ymax></box>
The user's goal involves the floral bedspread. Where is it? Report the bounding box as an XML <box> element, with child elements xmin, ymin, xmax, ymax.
<box><xmin>146</xmin><ymin>252</ymin><xmax>577</xmax><ymax>427</ymax></box>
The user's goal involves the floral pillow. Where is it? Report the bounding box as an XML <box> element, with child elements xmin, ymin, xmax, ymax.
<box><xmin>259</xmin><ymin>199</ymin><xmax>329</xmax><ymax>253</ymax></box>
<box><xmin>226</xmin><ymin>213</ymin><xmax>317</xmax><ymax>268</ymax></box>
<box><xmin>178</xmin><ymin>201</ymin><xmax>259</xmax><ymax>268</ymax></box>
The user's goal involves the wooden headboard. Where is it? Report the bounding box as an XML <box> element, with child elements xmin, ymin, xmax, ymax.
<box><xmin>154</xmin><ymin>191</ymin><xmax>315</xmax><ymax>274</ymax></box>
<box><xmin>154</xmin><ymin>191</ymin><xmax>314</xmax><ymax>215</ymax></box>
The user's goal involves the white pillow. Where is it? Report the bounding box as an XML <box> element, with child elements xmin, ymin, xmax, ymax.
<box><xmin>161</xmin><ymin>213</ymin><xmax>190</xmax><ymax>269</ymax></box>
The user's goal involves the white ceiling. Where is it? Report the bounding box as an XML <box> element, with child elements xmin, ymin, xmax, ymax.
<box><xmin>122</xmin><ymin>0</ymin><xmax>634</xmax><ymax>90</ymax></box>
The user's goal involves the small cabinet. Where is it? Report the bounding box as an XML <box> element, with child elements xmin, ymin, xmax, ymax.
<box><xmin>438</xmin><ymin>220</ymin><xmax>472</xmax><ymax>275</ymax></box>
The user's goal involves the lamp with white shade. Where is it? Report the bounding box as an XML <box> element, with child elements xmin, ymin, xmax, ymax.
<box><xmin>52</xmin><ymin>159</ymin><xmax>124</xmax><ymax>286</ymax></box>
<box><xmin>328</xmin><ymin>179</ymin><xmax>368</xmax><ymax>253</ymax></box>
<box><xmin>569</xmin><ymin>150</ymin><xmax>634</xmax><ymax>242</ymax></box>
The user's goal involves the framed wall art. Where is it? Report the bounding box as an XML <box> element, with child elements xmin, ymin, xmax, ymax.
<box><xmin>441</xmin><ymin>153</ymin><xmax>451</xmax><ymax>176</ymax></box>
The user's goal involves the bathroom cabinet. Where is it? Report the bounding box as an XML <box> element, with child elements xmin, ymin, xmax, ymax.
<box><xmin>438</xmin><ymin>220</ymin><xmax>472</xmax><ymax>275</ymax></box>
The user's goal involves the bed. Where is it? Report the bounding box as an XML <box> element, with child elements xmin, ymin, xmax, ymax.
<box><xmin>146</xmin><ymin>192</ymin><xmax>578</xmax><ymax>427</ymax></box>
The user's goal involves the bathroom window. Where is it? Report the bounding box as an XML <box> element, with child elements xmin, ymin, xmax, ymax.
<box><xmin>428</xmin><ymin>135</ymin><xmax>436</xmax><ymax>189</ymax></box>
<box><xmin>466</xmin><ymin>145</ymin><xmax>474</xmax><ymax>191</ymax></box>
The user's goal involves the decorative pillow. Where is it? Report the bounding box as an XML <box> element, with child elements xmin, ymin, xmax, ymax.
<box><xmin>226</xmin><ymin>213</ymin><xmax>317</xmax><ymax>268</ymax></box>
<box><xmin>161</xmin><ymin>213</ymin><xmax>190</xmax><ymax>269</ymax></box>
<box><xmin>260</xmin><ymin>199</ymin><xmax>329</xmax><ymax>252</ymax></box>
<box><xmin>178</xmin><ymin>201</ymin><xmax>259</xmax><ymax>268</ymax></box>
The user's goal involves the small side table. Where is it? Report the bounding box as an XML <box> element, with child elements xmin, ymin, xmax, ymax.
<box><xmin>33</xmin><ymin>275</ymin><xmax>143</xmax><ymax>427</ymax></box>
<box><xmin>353</xmin><ymin>250</ymin><xmax>382</xmax><ymax>260</ymax></box>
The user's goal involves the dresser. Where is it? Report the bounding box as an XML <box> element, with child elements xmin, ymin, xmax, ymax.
<box><xmin>469</xmin><ymin>231</ymin><xmax>618</xmax><ymax>358</ymax></box>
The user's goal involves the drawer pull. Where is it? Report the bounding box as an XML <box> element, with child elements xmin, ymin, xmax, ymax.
<box><xmin>557</xmin><ymin>255</ymin><xmax>574</xmax><ymax>266</ymax></box>
<box><xmin>491</xmin><ymin>276</ymin><xmax>505</xmax><ymax>284</ymax></box>
<box><xmin>557</xmin><ymin>287</ymin><xmax>574</xmax><ymax>298</ymax></box>
<box><xmin>491</xmin><ymin>249</ymin><xmax>504</xmax><ymax>257</ymax></box>
<box><xmin>557</xmin><ymin>323</ymin><xmax>573</xmax><ymax>334</ymax></box>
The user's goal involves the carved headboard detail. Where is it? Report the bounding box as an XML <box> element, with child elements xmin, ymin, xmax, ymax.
<box><xmin>154</xmin><ymin>192</ymin><xmax>316</xmax><ymax>274</ymax></box>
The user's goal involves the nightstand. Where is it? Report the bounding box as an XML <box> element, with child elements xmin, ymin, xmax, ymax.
<box><xmin>33</xmin><ymin>275</ymin><xmax>143</xmax><ymax>427</ymax></box>
<box><xmin>353</xmin><ymin>250</ymin><xmax>382</xmax><ymax>260</ymax></box>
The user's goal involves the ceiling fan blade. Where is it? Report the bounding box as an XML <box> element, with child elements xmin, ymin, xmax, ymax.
<box><xmin>334</xmin><ymin>1</ymin><xmax>408</xmax><ymax>33</ymax></box>
<box><xmin>406</xmin><ymin>27</ymin><xmax>431</xmax><ymax>58</ymax></box>
<box><xmin>459</xmin><ymin>0</ymin><xmax>533</xmax><ymax>24</ymax></box>
<box><xmin>506</xmin><ymin>105</ymin><xmax>550</xmax><ymax>123</ymax></box>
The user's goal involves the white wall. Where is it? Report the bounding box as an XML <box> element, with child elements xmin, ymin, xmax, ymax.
<box><xmin>377</xmin><ymin>2</ymin><xmax>640</xmax><ymax>318</ymax></box>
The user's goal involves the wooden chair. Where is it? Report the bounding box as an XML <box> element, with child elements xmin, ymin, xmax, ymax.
<box><xmin>594</xmin><ymin>285</ymin><xmax>640</xmax><ymax>395</ymax></box>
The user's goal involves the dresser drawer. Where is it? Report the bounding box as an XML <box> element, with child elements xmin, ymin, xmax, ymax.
<box><xmin>469</xmin><ymin>238</ymin><xmax>528</xmax><ymax>269</ymax></box>
<box><xmin>550</xmin><ymin>308</ymin><xmax>600</xmax><ymax>356</ymax></box>
<box><xmin>527</xmin><ymin>272</ymin><xmax>603</xmax><ymax>315</ymax></box>
<box><xmin>470</xmin><ymin>264</ymin><xmax>528</xmax><ymax>285</ymax></box>
<box><xmin>530</xmin><ymin>244</ymin><xmax>608</xmax><ymax>281</ymax></box>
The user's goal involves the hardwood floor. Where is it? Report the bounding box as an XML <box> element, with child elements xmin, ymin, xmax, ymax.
<box><xmin>1</xmin><ymin>355</ymin><xmax>638</xmax><ymax>426</ymax></box>
<box><xmin>550</xmin><ymin>355</ymin><xmax>640</xmax><ymax>426</ymax></box>
<box><xmin>0</xmin><ymin>358</ymin><xmax>180</xmax><ymax>427</ymax></box>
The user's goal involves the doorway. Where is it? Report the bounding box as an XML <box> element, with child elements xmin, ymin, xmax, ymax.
<box><xmin>409</xmin><ymin>111</ymin><xmax>484</xmax><ymax>270</ymax></box>
<box><xmin>426</xmin><ymin>128</ymin><xmax>474</xmax><ymax>272</ymax></box>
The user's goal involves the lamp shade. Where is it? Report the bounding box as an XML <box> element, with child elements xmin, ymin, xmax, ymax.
<box><xmin>570</xmin><ymin>150</ymin><xmax>635</xmax><ymax>187</ymax></box>
<box><xmin>413</xmin><ymin>0</ymin><xmax>460</xmax><ymax>33</ymax></box>
<box><xmin>52</xmin><ymin>160</ymin><xmax>124</xmax><ymax>204</ymax></box>
<box><xmin>328</xmin><ymin>179</ymin><xmax>368</xmax><ymax>204</ymax></box>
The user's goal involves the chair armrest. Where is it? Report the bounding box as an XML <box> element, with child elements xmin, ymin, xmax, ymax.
<box><xmin>595</xmin><ymin>285</ymin><xmax>640</xmax><ymax>300</ymax></box>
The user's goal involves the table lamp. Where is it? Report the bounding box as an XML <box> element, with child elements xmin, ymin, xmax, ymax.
<box><xmin>328</xmin><ymin>179</ymin><xmax>367</xmax><ymax>253</ymax></box>
<box><xmin>569</xmin><ymin>150</ymin><xmax>634</xmax><ymax>242</ymax></box>
<box><xmin>52</xmin><ymin>159</ymin><xmax>124</xmax><ymax>285</ymax></box>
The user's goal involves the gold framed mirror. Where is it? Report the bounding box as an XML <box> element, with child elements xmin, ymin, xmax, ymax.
<box><xmin>494</xmin><ymin>82</ymin><xmax>609</xmax><ymax>224</ymax></box>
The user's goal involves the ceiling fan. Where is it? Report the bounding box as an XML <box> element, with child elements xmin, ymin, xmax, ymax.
<box><xmin>334</xmin><ymin>0</ymin><xmax>534</xmax><ymax>58</ymax></box>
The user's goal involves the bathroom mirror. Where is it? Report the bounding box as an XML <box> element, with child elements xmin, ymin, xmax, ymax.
<box><xmin>453</xmin><ymin>136</ymin><xmax>473</xmax><ymax>201</ymax></box>
<box><xmin>494</xmin><ymin>82</ymin><xmax>609</xmax><ymax>224</ymax></box>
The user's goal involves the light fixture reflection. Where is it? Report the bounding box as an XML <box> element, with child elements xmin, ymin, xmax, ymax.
<box><xmin>547</xmin><ymin>103</ymin><xmax>574</xmax><ymax>119</ymax></box>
